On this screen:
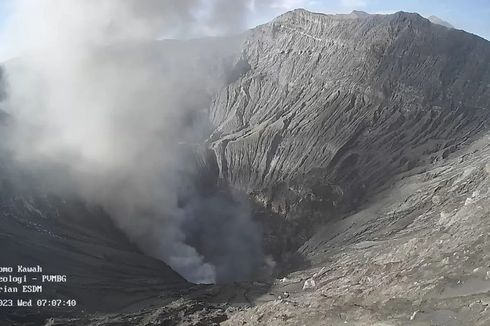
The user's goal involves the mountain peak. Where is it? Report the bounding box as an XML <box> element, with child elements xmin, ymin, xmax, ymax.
<box><xmin>350</xmin><ymin>10</ymin><xmax>370</xmax><ymax>18</ymax></box>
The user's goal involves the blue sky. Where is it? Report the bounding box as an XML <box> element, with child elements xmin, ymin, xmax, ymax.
<box><xmin>0</xmin><ymin>0</ymin><xmax>488</xmax><ymax>42</ymax></box>
<box><xmin>0</xmin><ymin>0</ymin><xmax>10</xmax><ymax>30</ymax></box>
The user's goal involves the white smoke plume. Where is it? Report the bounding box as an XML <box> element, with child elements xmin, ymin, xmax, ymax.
<box><xmin>0</xmin><ymin>0</ymin><xmax>274</xmax><ymax>283</ymax></box>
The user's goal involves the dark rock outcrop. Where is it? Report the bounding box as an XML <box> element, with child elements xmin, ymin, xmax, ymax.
<box><xmin>0</xmin><ymin>157</ymin><xmax>188</xmax><ymax>322</ymax></box>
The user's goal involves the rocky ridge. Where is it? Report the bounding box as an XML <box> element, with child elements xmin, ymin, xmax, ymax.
<box><xmin>210</xmin><ymin>9</ymin><xmax>490</xmax><ymax>255</ymax></box>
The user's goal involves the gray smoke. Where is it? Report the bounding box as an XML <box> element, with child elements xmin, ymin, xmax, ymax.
<box><xmin>0</xmin><ymin>0</ymin><xmax>274</xmax><ymax>284</ymax></box>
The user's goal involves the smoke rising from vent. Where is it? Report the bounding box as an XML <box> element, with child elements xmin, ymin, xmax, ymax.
<box><xmin>0</xmin><ymin>0</ymin><xmax>272</xmax><ymax>283</ymax></box>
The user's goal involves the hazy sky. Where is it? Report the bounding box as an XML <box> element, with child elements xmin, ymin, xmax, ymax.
<box><xmin>0</xmin><ymin>1</ymin><xmax>488</xmax><ymax>35</ymax></box>
<box><xmin>0</xmin><ymin>0</ymin><xmax>488</xmax><ymax>61</ymax></box>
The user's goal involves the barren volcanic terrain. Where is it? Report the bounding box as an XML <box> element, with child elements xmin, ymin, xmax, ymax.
<box><xmin>1</xmin><ymin>9</ymin><xmax>490</xmax><ymax>326</ymax></box>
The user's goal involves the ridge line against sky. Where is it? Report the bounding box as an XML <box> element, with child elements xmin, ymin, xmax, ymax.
<box><xmin>248</xmin><ymin>0</ymin><xmax>489</xmax><ymax>40</ymax></box>
<box><xmin>0</xmin><ymin>0</ymin><xmax>489</xmax><ymax>61</ymax></box>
